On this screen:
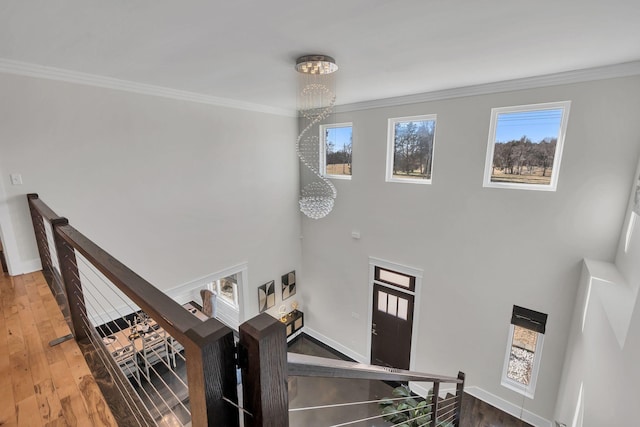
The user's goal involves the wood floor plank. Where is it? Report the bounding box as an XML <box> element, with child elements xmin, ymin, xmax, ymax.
<box><xmin>1</xmin><ymin>272</ymin><xmax>116</xmax><ymax>427</ymax></box>
<box><xmin>34</xmin><ymin>378</ymin><xmax>65</xmax><ymax>425</ymax></box>
<box><xmin>79</xmin><ymin>374</ymin><xmax>118</xmax><ymax>427</ymax></box>
<box><xmin>16</xmin><ymin>394</ymin><xmax>42</xmax><ymax>426</ymax></box>
<box><xmin>0</xmin><ymin>368</ymin><xmax>17</xmax><ymax>426</ymax></box>
<box><xmin>8</xmin><ymin>317</ymin><xmax>35</xmax><ymax>404</ymax></box>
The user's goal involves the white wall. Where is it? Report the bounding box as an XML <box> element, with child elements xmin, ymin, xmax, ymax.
<box><xmin>0</xmin><ymin>72</ymin><xmax>301</xmax><ymax>321</ymax></box>
<box><xmin>300</xmin><ymin>75</ymin><xmax>640</xmax><ymax>423</ymax></box>
<box><xmin>553</xmin><ymin>158</ymin><xmax>640</xmax><ymax>426</ymax></box>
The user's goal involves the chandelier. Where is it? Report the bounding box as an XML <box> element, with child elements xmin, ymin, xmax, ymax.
<box><xmin>295</xmin><ymin>55</ymin><xmax>338</xmax><ymax>220</ymax></box>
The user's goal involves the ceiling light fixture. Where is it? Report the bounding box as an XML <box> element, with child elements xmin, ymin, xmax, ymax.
<box><xmin>295</xmin><ymin>55</ymin><xmax>338</xmax><ymax>75</ymax></box>
<box><xmin>295</xmin><ymin>54</ymin><xmax>338</xmax><ymax>220</ymax></box>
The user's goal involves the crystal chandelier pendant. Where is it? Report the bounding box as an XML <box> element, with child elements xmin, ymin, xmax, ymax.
<box><xmin>295</xmin><ymin>55</ymin><xmax>338</xmax><ymax>220</ymax></box>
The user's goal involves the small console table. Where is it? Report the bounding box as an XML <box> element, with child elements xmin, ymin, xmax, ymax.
<box><xmin>279</xmin><ymin>310</ymin><xmax>304</xmax><ymax>339</ymax></box>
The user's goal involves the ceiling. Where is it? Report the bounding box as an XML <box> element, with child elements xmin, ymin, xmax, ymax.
<box><xmin>1</xmin><ymin>0</ymin><xmax>639</xmax><ymax>113</ymax></box>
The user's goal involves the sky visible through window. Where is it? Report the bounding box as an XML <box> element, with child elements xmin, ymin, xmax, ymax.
<box><xmin>495</xmin><ymin>109</ymin><xmax>563</xmax><ymax>143</ymax></box>
<box><xmin>327</xmin><ymin>126</ymin><xmax>352</xmax><ymax>147</ymax></box>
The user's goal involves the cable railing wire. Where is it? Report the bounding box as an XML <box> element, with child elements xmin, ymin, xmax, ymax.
<box><xmin>294</xmin><ymin>387</ymin><xmax>460</xmax><ymax>427</ymax></box>
<box><xmin>72</xmin><ymin>273</ymin><xmax>188</xmax><ymax>425</ymax></box>
<box><xmin>289</xmin><ymin>395</ymin><xmax>412</xmax><ymax>412</ymax></box>
<box><xmin>76</xmin><ymin>308</ymin><xmax>151</xmax><ymax>426</ymax></box>
<box><xmin>69</xmin><ymin>253</ymin><xmax>192</xmax><ymax>425</ymax></box>
<box><xmin>30</xmin><ymin>195</ymin><xmax>464</xmax><ymax>427</ymax></box>
<box><xmin>73</xmin><ymin>272</ymin><xmax>191</xmax><ymax>422</ymax></box>
<box><xmin>73</xmin><ymin>253</ymin><xmax>191</xmax><ymax>393</ymax></box>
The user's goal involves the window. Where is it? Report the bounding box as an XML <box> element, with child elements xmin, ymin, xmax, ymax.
<box><xmin>501</xmin><ymin>305</ymin><xmax>547</xmax><ymax>398</ymax></box>
<box><xmin>386</xmin><ymin>115</ymin><xmax>437</xmax><ymax>184</ymax></box>
<box><xmin>320</xmin><ymin>123</ymin><xmax>352</xmax><ymax>179</ymax></box>
<box><xmin>209</xmin><ymin>273</ymin><xmax>239</xmax><ymax>309</ymax></box>
<box><xmin>375</xmin><ymin>266</ymin><xmax>416</xmax><ymax>291</ymax></box>
<box><xmin>484</xmin><ymin>101</ymin><xmax>571</xmax><ymax>191</ymax></box>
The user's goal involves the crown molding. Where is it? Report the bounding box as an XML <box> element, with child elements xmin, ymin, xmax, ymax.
<box><xmin>2</xmin><ymin>57</ymin><xmax>639</xmax><ymax>117</ymax></box>
<box><xmin>0</xmin><ymin>58</ymin><xmax>295</xmax><ymax>117</ymax></box>
<box><xmin>335</xmin><ymin>60</ymin><xmax>640</xmax><ymax>113</ymax></box>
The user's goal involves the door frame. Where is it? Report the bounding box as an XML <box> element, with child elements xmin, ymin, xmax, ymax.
<box><xmin>0</xmin><ymin>168</ymin><xmax>19</xmax><ymax>276</ymax></box>
<box><xmin>367</xmin><ymin>256</ymin><xmax>423</xmax><ymax>371</ymax></box>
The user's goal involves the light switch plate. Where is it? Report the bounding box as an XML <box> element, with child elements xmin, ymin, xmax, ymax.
<box><xmin>9</xmin><ymin>173</ymin><xmax>22</xmax><ymax>185</ymax></box>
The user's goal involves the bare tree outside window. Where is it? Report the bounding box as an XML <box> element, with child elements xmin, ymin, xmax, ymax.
<box><xmin>485</xmin><ymin>102</ymin><xmax>571</xmax><ymax>191</ymax></box>
<box><xmin>321</xmin><ymin>124</ymin><xmax>352</xmax><ymax>178</ymax></box>
<box><xmin>387</xmin><ymin>115</ymin><xmax>437</xmax><ymax>184</ymax></box>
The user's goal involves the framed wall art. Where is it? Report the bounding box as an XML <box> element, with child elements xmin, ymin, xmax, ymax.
<box><xmin>282</xmin><ymin>270</ymin><xmax>296</xmax><ymax>300</ymax></box>
<box><xmin>258</xmin><ymin>280</ymin><xmax>275</xmax><ymax>313</ymax></box>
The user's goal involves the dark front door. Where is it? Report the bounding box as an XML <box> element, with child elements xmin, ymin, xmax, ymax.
<box><xmin>371</xmin><ymin>283</ymin><xmax>414</xmax><ymax>370</ymax></box>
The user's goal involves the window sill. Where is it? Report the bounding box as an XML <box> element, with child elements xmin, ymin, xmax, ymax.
<box><xmin>217</xmin><ymin>297</ymin><xmax>239</xmax><ymax>312</ymax></box>
<box><xmin>386</xmin><ymin>177</ymin><xmax>432</xmax><ymax>185</ymax></box>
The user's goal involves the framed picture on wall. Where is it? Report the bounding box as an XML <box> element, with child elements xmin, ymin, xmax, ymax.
<box><xmin>282</xmin><ymin>270</ymin><xmax>296</xmax><ymax>300</ymax></box>
<box><xmin>258</xmin><ymin>280</ymin><xmax>275</xmax><ymax>313</ymax></box>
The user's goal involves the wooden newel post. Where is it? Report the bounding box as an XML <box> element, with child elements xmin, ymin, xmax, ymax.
<box><xmin>430</xmin><ymin>381</ymin><xmax>440</xmax><ymax>427</ymax></box>
<box><xmin>184</xmin><ymin>319</ymin><xmax>239</xmax><ymax>427</ymax></box>
<box><xmin>52</xmin><ymin>220</ymin><xmax>88</xmax><ymax>341</ymax></box>
<box><xmin>453</xmin><ymin>371</ymin><xmax>465</xmax><ymax>427</ymax></box>
<box><xmin>239</xmin><ymin>314</ymin><xmax>288</xmax><ymax>427</ymax></box>
<box><xmin>27</xmin><ymin>194</ymin><xmax>53</xmax><ymax>282</ymax></box>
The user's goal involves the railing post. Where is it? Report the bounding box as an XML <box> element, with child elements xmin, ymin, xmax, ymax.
<box><xmin>27</xmin><ymin>194</ymin><xmax>53</xmax><ymax>282</ymax></box>
<box><xmin>453</xmin><ymin>371</ymin><xmax>465</xmax><ymax>427</ymax></box>
<box><xmin>52</xmin><ymin>220</ymin><xmax>88</xmax><ymax>341</ymax></box>
<box><xmin>239</xmin><ymin>313</ymin><xmax>288</xmax><ymax>427</ymax></box>
<box><xmin>430</xmin><ymin>381</ymin><xmax>440</xmax><ymax>427</ymax></box>
<box><xmin>184</xmin><ymin>319</ymin><xmax>239</xmax><ymax>427</ymax></box>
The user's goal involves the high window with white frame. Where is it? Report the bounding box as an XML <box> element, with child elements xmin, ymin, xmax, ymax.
<box><xmin>483</xmin><ymin>101</ymin><xmax>571</xmax><ymax>191</ymax></box>
<box><xmin>386</xmin><ymin>115</ymin><xmax>437</xmax><ymax>184</ymax></box>
<box><xmin>209</xmin><ymin>273</ymin><xmax>240</xmax><ymax>309</ymax></box>
<box><xmin>320</xmin><ymin>123</ymin><xmax>353</xmax><ymax>179</ymax></box>
<box><xmin>501</xmin><ymin>305</ymin><xmax>547</xmax><ymax>398</ymax></box>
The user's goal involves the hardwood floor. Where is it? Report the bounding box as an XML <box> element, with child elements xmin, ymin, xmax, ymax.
<box><xmin>0</xmin><ymin>271</ymin><xmax>117</xmax><ymax>426</ymax></box>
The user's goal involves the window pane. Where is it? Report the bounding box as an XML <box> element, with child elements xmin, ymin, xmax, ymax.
<box><xmin>485</xmin><ymin>101</ymin><xmax>570</xmax><ymax>191</ymax></box>
<box><xmin>392</xmin><ymin>119</ymin><xmax>435</xmax><ymax>180</ymax></box>
<box><xmin>397</xmin><ymin>297</ymin><xmax>408</xmax><ymax>320</ymax></box>
<box><xmin>387</xmin><ymin>295</ymin><xmax>398</xmax><ymax>317</ymax></box>
<box><xmin>325</xmin><ymin>125</ymin><xmax>352</xmax><ymax>176</ymax></box>
<box><xmin>219</xmin><ymin>274</ymin><xmax>238</xmax><ymax>306</ymax></box>
<box><xmin>507</xmin><ymin>325</ymin><xmax>538</xmax><ymax>385</ymax></box>
<box><xmin>378</xmin><ymin>268</ymin><xmax>411</xmax><ymax>288</ymax></box>
<box><xmin>378</xmin><ymin>291</ymin><xmax>388</xmax><ymax>312</ymax></box>
<box><xmin>512</xmin><ymin>325</ymin><xmax>538</xmax><ymax>352</ymax></box>
<box><xmin>507</xmin><ymin>346</ymin><xmax>534</xmax><ymax>385</ymax></box>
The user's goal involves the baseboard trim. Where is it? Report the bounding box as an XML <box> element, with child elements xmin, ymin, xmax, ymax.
<box><xmin>465</xmin><ymin>386</ymin><xmax>552</xmax><ymax>427</ymax></box>
<box><xmin>20</xmin><ymin>258</ymin><xmax>42</xmax><ymax>274</ymax></box>
<box><xmin>303</xmin><ymin>326</ymin><xmax>368</xmax><ymax>364</ymax></box>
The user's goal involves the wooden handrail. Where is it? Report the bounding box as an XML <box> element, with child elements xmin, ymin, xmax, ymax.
<box><xmin>28</xmin><ymin>193</ymin><xmax>465</xmax><ymax>427</ymax></box>
<box><xmin>287</xmin><ymin>352</ymin><xmax>463</xmax><ymax>385</ymax></box>
<box><xmin>27</xmin><ymin>193</ymin><xmax>61</xmax><ymax>221</ymax></box>
<box><xmin>54</xmin><ymin>223</ymin><xmax>202</xmax><ymax>340</ymax></box>
<box><xmin>27</xmin><ymin>194</ymin><xmax>239</xmax><ymax>426</ymax></box>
